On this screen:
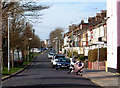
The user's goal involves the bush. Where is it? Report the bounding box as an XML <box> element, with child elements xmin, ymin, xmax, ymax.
<box><xmin>99</xmin><ymin>48</ymin><xmax>107</xmax><ymax>61</ymax></box>
<box><xmin>88</xmin><ymin>48</ymin><xmax>107</xmax><ymax>62</ymax></box>
<box><xmin>68</xmin><ymin>52</ymin><xmax>72</xmax><ymax>58</ymax></box>
<box><xmin>73</xmin><ymin>51</ymin><xmax>78</xmax><ymax>58</ymax></box>
<box><xmin>88</xmin><ymin>49</ymin><xmax>97</xmax><ymax>62</ymax></box>
<box><xmin>67</xmin><ymin>51</ymin><xmax>78</xmax><ymax>58</ymax></box>
<box><xmin>64</xmin><ymin>49</ymin><xmax>66</xmax><ymax>54</ymax></box>
<box><xmin>78</xmin><ymin>55</ymin><xmax>85</xmax><ymax>61</ymax></box>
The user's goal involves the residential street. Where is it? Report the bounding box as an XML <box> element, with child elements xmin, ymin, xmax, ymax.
<box><xmin>2</xmin><ymin>51</ymin><xmax>102</xmax><ymax>88</ymax></box>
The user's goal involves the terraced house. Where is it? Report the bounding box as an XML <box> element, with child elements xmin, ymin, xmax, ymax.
<box><xmin>63</xmin><ymin>10</ymin><xmax>107</xmax><ymax>70</ymax></box>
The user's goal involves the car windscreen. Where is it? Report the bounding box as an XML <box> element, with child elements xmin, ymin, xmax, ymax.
<box><xmin>49</xmin><ymin>53</ymin><xmax>55</xmax><ymax>55</ymax></box>
<box><xmin>54</xmin><ymin>59</ymin><xmax>59</xmax><ymax>61</ymax></box>
<box><xmin>55</xmin><ymin>56</ymin><xmax>65</xmax><ymax>59</ymax></box>
<box><xmin>58</xmin><ymin>58</ymin><xmax>70</xmax><ymax>63</ymax></box>
<box><xmin>49</xmin><ymin>53</ymin><xmax>53</xmax><ymax>55</ymax></box>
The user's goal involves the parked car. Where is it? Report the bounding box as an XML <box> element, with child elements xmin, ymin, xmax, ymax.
<box><xmin>48</xmin><ymin>52</ymin><xmax>56</xmax><ymax>59</ymax></box>
<box><xmin>13</xmin><ymin>50</ymin><xmax>23</xmax><ymax>66</ymax></box>
<box><xmin>30</xmin><ymin>48</ymin><xmax>41</xmax><ymax>53</ymax></box>
<box><xmin>51</xmin><ymin>54</ymin><xmax>65</xmax><ymax>68</ymax></box>
<box><xmin>56</xmin><ymin>58</ymin><xmax>70</xmax><ymax>70</ymax></box>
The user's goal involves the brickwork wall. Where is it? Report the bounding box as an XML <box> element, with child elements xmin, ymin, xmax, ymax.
<box><xmin>89</xmin><ymin>61</ymin><xmax>105</xmax><ymax>70</ymax></box>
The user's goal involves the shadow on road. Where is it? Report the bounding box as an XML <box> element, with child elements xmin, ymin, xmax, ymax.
<box><xmin>34</xmin><ymin>60</ymin><xmax>50</xmax><ymax>63</ymax></box>
<box><xmin>36</xmin><ymin>76</ymin><xmax>90</xmax><ymax>80</ymax></box>
<box><xmin>2</xmin><ymin>84</ymin><xmax>102</xmax><ymax>88</ymax></box>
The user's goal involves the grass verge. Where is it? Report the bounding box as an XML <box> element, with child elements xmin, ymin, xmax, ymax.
<box><xmin>2</xmin><ymin>52</ymin><xmax>42</xmax><ymax>77</ymax></box>
<box><xmin>2</xmin><ymin>65</ymin><xmax>25</xmax><ymax>77</ymax></box>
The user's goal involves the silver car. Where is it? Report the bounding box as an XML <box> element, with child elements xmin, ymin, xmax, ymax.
<box><xmin>48</xmin><ymin>53</ymin><xmax>55</xmax><ymax>59</ymax></box>
<box><xmin>51</xmin><ymin>54</ymin><xmax>65</xmax><ymax>68</ymax></box>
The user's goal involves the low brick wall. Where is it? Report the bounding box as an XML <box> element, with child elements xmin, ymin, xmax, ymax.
<box><xmin>89</xmin><ymin>61</ymin><xmax>105</xmax><ymax>70</ymax></box>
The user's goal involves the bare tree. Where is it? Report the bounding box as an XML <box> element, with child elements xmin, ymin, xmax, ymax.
<box><xmin>1</xmin><ymin>1</ymin><xmax>49</xmax><ymax>68</ymax></box>
<box><xmin>21</xmin><ymin>22</ymin><xmax>33</xmax><ymax>62</ymax></box>
<box><xmin>29</xmin><ymin>35</ymin><xmax>41</xmax><ymax>49</ymax></box>
<box><xmin>49</xmin><ymin>27</ymin><xmax>64</xmax><ymax>49</ymax></box>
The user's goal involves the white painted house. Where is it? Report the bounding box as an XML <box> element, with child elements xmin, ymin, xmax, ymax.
<box><xmin>107</xmin><ymin>0</ymin><xmax>120</xmax><ymax>73</ymax></box>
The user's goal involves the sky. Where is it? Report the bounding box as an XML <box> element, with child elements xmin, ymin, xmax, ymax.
<box><xmin>26</xmin><ymin>0</ymin><xmax>106</xmax><ymax>41</ymax></box>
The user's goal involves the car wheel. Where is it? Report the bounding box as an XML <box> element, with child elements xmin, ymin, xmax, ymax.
<box><xmin>52</xmin><ymin>65</ymin><xmax>54</xmax><ymax>68</ymax></box>
<box><xmin>56</xmin><ymin>68</ymin><xmax>58</xmax><ymax>70</ymax></box>
<box><xmin>80</xmin><ymin>74</ymin><xmax>83</xmax><ymax>76</ymax></box>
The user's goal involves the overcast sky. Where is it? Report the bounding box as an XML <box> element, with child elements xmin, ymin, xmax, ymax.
<box><xmin>26</xmin><ymin>1</ymin><xmax>106</xmax><ymax>41</ymax></box>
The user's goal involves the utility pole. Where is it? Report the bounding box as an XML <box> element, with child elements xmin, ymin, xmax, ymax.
<box><xmin>54</xmin><ymin>37</ymin><xmax>58</xmax><ymax>54</ymax></box>
<box><xmin>97</xmin><ymin>44</ymin><xmax>100</xmax><ymax>70</ymax></box>
<box><xmin>72</xmin><ymin>28</ymin><xmax>73</xmax><ymax>60</ymax></box>
<box><xmin>56</xmin><ymin>40</ymin><xmax>58</xmax><ymax>54</ymax></box>
<box><xmin>33</xmin><ymin>29</ymin><xmax>35</xmax><ymax>58</ymax></box>
<box><xmin>56</xmin><ymin>37</ymin><xmax>58</xmax><ymax>54</ymax></box>
<box><xmin>0</xmin><ymin>4</ymin><xmax>2</xmax><ymax>87</ymax></box>
<box><xmin>8</xmin><ymin>16</ymin><xmax>13</xmax><ymax>72</ymax></box>
<box><xmin>59</xmin><ymin>39</ymin><xmax>60</xmax><ymax>54</ymax></box>
<box><xmin>8</xmin><ymin>18</ymin><xmax>10</xmax><ymax>72</ymax></box>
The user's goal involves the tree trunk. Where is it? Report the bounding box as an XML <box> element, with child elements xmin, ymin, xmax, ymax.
<box><xmin>3</xmin><ymin>46</ymin><xmax>8</xmax><ymax>67</ymax></box>
<box><xmin>25</xmin><ymin>50</ymin><xmax>27</xmax><ymax>63</ymax></box>
<box><xmin>1</xmin><ymin>52</ymin><xmax>4</xmax><ymax>71</ymax></box>
<box><xmin>12</xmin><ymin>50</ymin><xmax>14</xmax><ymax>68</ymax></box>
<box><xmin>0</xmin><ymin>4</ymin><xmax>2</xmax><ymax>86</ymax></box>
<box><xmin>27</xmin><ymin>47</ymin><xmax>29</xmax><ymax>62</ymax></box>
<box><xmin>17</xmin><ymin>50</ymin><xmax>20</xmax><ymax>61</ymax></box>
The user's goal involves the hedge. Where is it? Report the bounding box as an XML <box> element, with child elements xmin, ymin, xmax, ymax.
<box><xmin>64</xmin><ymin>49</ymin><xmax>66</xmax><ymax>54</ymax></box>
<box><xmin>78</xmin><ymin>55</ymin><xmax>85</xmax><ymax>61</ymax></box>
<box><xmin>88</xmin><ymin>48</ymin><xmax>107</xmax><ymax>62</ymax></box>
<box><xmin>67</xmin><ymin>51</ymin><xmax>78</xmax><ymax>58</ymax></box>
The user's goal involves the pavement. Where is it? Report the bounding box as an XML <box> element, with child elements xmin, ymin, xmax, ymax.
<box><xmin>83</xmin><ymin>69</ymin><xmax>120</xmax><ymax>88</ymax></box>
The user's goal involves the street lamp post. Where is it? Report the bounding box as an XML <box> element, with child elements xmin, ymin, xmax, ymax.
<box><xmin>59</xmin><ymin>39</ymin><xmax>60</xmax><ymax>53</ymax></box>
<box><xmin>56</xmin><ymin>37</ymin><xmax>58</xmax><ymax>54</ymax></box>
<box><xmin>72</xmin><ymin>28</ymin><xmax>74</xmax><ymax>61</ymax></box>
<box><xmin>8</xmin><ymin>16</ymin><xmax>13</xmax><ymax>72</ymax></box>
<box><xmin>28</xmin><ymin>38</ymin><xmax>32</xmax><ymax>62</ymax></box>
<box><xmin>54</xmin><ymin>37</ymin><xmax>58</xmax><ymax>54</ymax></box>
<box><xmin>56</xmin><ymin>39</ymin><xmax>58</xmax><ymax>54</ymax></box>
<box><xmin>59</xmin><ymin>32</ymin><xmax>64</xmax><ymax>54</ymax></box>
<box><xmin>95</xmin><ymin>41</ymin><xmax>104</xmax><ymax>70</ymax></box>
<box><xmin>98</xmin><ymin>44</ymin><xmax>100</xmax><ymax>69</ymax></box>
<box><xmin>33</xmin><ymin>29</ymin><xmax>35</xmax><ymax>58</ymax></box>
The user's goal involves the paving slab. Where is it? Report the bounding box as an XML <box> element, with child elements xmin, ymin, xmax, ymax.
<box><xmin>83</xmin><ymin>70</ymin><xmax>119</xmax><ymax>88</ymax></box>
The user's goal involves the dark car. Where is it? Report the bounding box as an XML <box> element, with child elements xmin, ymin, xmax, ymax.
<box><xmin>54</xmin><ymin>54</ymin><xmax>65</xmax><ymax>59</ymax></box>
<box><xmin>51</xmin><ymin>54</ymin><xmax>65</xmax><ymax>68</ymax></box>
<box><xmin>56</xmin><ymin>58</ymin><xmax>70</xmax><ymax>70</ymax></box>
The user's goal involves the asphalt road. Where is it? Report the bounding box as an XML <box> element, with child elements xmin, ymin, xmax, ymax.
<box><xmin>2</xmin><ymin>51</ymin><xmax>102</xmax><ymax>88</ymax></box>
